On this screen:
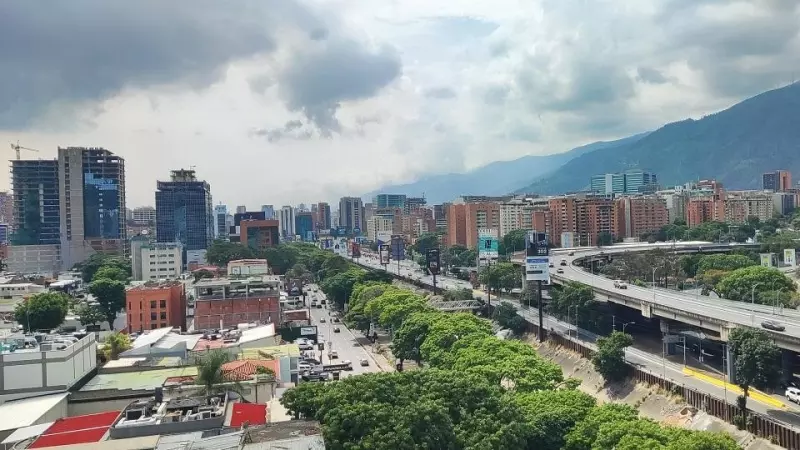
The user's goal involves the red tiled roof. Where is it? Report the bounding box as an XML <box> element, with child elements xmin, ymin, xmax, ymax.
<box><xmin>230</xmin><ymin>403</ymin><xmax>268</xmax><ymax>428</ymax></box>
<box><xmin>192</xmin><ymin>338</ymin><xmax>227</xmax><ymax>351</ymax></box>
<box><xmin>29</xmin><ymin>411</ymin><xmax>120</xmax><ymax>449</ymax></box>
<box><xmin>221</xmin><ymin>359</ymin><xmax>279</xmax><ymax>381</ymax></box>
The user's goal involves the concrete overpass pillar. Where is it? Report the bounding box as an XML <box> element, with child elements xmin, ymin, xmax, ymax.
<box><xmin>725</xmin><ymin>345</ymin><xmax>736</xmax><ymax>383</ymax></box>
<box><xmin>782</xmin><ymin>349</ymin><xmax>794</xmax><ymax>386</ymax></box>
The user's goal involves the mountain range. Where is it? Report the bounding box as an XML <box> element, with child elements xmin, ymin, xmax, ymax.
<box><xmin>366</xmin><ymin>133</ymin><xmax>648</xmax><ymax>204</ymax></box>
<box><xmin>369</xmin><ymin>82</ymin><xmax>800</xmax><ymax>203</ymax></box>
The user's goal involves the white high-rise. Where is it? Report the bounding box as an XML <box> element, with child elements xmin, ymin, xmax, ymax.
<box><xmin>279</xmin><ymin>205</ymin><xmax>295</xmax><ymax>239</ymax></box>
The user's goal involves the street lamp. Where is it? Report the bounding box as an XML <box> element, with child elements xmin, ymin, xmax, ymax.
<box><xmin>568</xmin><ymin>305</ymin><xmax>580</xmax><ymax>337</ymax></box>
<box><xmin>622</xmin><ymin>321</ymin><xmax>635</xmax><ymax>333</ymax></box>
<box><xmin>775</xmin><ymin>288</ymin><xmax>785</xmax><ymax>315</ymax></box>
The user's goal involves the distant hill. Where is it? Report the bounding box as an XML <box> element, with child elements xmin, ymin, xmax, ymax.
<box><xmin>518</xmin><ymin>83</ymin><xmax>800</xmax><ymax>194</ymax></box>
<box><xmin>367</xmin><ymin>134</ymin><xmax>648</xmax><ymax>204</ymax></box>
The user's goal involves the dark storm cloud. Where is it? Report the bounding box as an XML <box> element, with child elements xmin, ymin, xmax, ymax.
<box><xmin>277</xmin><ymin>40</ymin><xmax>401</xmax><ymax>133</ymax></box>
<box><xmin>0</xmin><ymin>0</ymin><xmax>402</xmax><ymax>131</ymax></box>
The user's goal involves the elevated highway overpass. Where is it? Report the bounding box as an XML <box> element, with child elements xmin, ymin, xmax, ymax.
<box><xmin>511</xmin><ymin>242</ymin><xmax>800</xmax><ymax>352</ymax></box>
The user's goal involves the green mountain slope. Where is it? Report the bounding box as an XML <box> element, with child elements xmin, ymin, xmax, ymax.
<box><xmin>519</xmin><ymin>82</ymin><xmax>800</xmax><ymax>194</ymax></box>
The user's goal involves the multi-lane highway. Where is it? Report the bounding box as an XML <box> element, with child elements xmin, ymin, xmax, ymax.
<box><xmin>354</xmin><ymin>250</ymin><xmax>800</xmax><ymax>425</ymax></box>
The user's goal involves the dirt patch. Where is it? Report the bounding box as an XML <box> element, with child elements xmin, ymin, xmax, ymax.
<box><xmin>527</xmin><ymin>336</ymin><xmax>780</xmax><ymax>450</ymax></box>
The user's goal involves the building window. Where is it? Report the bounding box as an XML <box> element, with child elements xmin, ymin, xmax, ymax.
<box><xmin>151</xmin><ymin>323</ymin><xmax>158</xmax><ymax>329</ymax></box>
<box><xmin>150</xmin><ymin>300</ymin><xmax>156</xmax><ymax>309</ymax></box>
<box><xmin>160</xmin><ymin>312</ymin><xmax>167</xmax><ymax>320</ymax></box>
<box><xmin>151</xmin><ymin>312</ymin><xmax>157</xmax><ymax>320</ymax></box>
<box><xmin>160</xmin><ymin>300</ymin><xmax>167</xmax><ymax>308</ymax></box>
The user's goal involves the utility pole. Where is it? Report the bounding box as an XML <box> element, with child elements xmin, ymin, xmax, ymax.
<box><xmin>537</xmin><ymin>280</ymin><xmax>544</xmax><ymax>342</ymax></box>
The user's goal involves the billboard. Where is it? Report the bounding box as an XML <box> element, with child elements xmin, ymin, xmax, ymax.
<box><xmin>477</xmin><ymin>229</ymin><xmax>499</xmax><ymax>267</ymax></box>
<box><xmin>561</xmin><ymin>232</ymin><xmax>575</xmax><ymax>249</ymax></box>
<box><xmin>526</xmin><ymin>231</ymin><xmax>550</xmax><ymax>257</ymax></box>
<box><xmin>785</xmin><ymin>249</ymin><xmax>797</xmax><ymax>267</ymax></box>
<box><xmin>377</xmin><ymin>232</ymin><xmax>392</xmax><ymax>246</ymax></box>
<box><xmin>760</xmin><ymin>253</ymin><xmax>775</xmax><ymax>268</ymax></box>
<box><xmin>525</xmin><ymin>256</ymin><xmax>550</xmax><ymax>282</ymax></box>
<box><xmin>391</xmin><ymin>235</ymin><xmax>405</xmax><ymax>261</ymax></box>
<box><xmin>351</xmin><ymin>242</ymin><xmax>361</xmax><ymax>258</ymax></box>
<box><xmin>333</xmin><ymin>238</ymin><xmax>348</xmax><ymax>257</ymax></box>
<box><xmin>426</xmin><ymin>248</ymin><xmax>441</xmax><ymax>275</ymax></box>
<box><xmin>379</xmin><ymin>244</ymin><xmax>391</xmax><ymax>265</ymax></box>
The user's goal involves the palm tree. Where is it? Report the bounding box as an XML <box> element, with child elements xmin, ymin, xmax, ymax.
<box><xmin>104</xmin><ymin>332</ymin><xmax>131</xmax><ymax>360</ymax></box>
<box><xmin>195</xmin><ymin>350</ymin><xmax>231</xmax><ymax>395</ymax></box>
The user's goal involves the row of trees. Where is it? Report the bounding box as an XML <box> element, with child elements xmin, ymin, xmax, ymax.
<box><xmin>279</xmin><ymin>249</ymin><xmax>738</xmax><ymax>449</ymax></box>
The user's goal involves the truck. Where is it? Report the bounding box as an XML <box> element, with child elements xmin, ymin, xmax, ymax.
<box><xmin>323</xmin><ymin>361</ymin><xmax>354</xmax><ymax>372</ymax></box>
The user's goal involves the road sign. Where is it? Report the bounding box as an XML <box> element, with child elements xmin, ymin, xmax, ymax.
<box><xmin>525</xmin><ymin>256</ymin><xmax>550</xmax><ymax>282</ymax></box>
<box><xmin>426</xmin><ymin>248</ymin><xmax>441</xmax><ymax>275</ymax></box>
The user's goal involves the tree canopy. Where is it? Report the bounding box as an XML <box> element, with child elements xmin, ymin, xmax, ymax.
<box><xmin>89</xmin><ymin>278</ymin><xmax>126</xmax><ymax>327</ymax></box>
<box><xmin>592</xmin><ymin>331</ymin><xmax>633</xmax><ymax>383</ymax></box>
<box><xmin>14</xmin><ymin>292</ymin><xmax>70</xmax><ymax>332</ymax></box>
<box><xmin>715</xmin><ymin>266</ymin><xmax>796</xmax><ymax>304</ymax></box>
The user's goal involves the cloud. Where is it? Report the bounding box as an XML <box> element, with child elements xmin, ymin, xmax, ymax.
<box><xmin>251</xmin><ymin>120</ymin><xmax>315</xmax><ymax>142</ymax></box>
<box><xmin>423</xmin><ymin>87</ymin><xmax>457</xmax><ymax>99</ymax></box>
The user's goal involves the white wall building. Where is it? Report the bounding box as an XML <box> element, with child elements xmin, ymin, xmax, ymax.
<box><xmin>0</xmin><ymin>334</ymin><xmax>97</xmax><ymax>403</ymax></box>
<box><xmin>141</xmin><ymin>242</ymin><xmax>183</xmax><ymax>281</ymax></box>
<box><xmin>499</xmin><ymin>200</ymin><xmax>535</xmax><ymax>237</ymax></box>
<box><xmin>279</xmin><ymin>206</ymin><xmax>295</xmax><ymax>239</ymax></box>
<box><xmin>367</xmin><ymin>216</ymin><xmax>393</xmax><ymax>241</ymax></box>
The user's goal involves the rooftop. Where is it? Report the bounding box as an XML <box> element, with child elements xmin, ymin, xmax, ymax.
<box><xmin>239</xmin><ymin>344</ymin><xmax>301</xmax><ymax>360</ymax></box>
<box><xmin>192</xmin><ymin>324</ymin><xmax>277</xmax><ymax>352</ymax></box>
<box><xmin>1</xmin><ymin>333</ymin><xmax>92</xmax><ymax>355</ymax></box>
<box><xmin>28</xmin><ymin>411</ymin><xmax>121</xmax><ymax>449</ymax></box>
<box><xmin>112</xmin><ymin>394</ymin><xmax>227</xmax><ymax>431</ymax></box>
<box><xmin>128</xmin><ymin>281</ymin><xmax>184</xmax><ymax>292</ymax></box>
<box><xmin>122</xmin><ymin>328</ymin><xmax>202</xmax><ymax>357</ymax></box>
<box><xmin>0</xmin><ymin>392</ymin><xmax>69</xmax><ymax>433</ymax></box>
<box><xmin>80</xmin><ymin>367</ymin><xmax>199</xmax><ymax>392</ymax></box>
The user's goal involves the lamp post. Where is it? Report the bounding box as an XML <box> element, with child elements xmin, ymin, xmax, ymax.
<box><xmin>568</xmin><ymin>305</ymin><xmax>579</xmax><ymax>338</ymax></box>
<box><xmin>775</xmin><ymin>288</ymin><xmax>785</xmax><ymax>315</ymax></box>
<box><xmin>652</xmin><ymin>267</ymin><xmax>658</xmax><ymax>302</ymax></box>
<box><xmin>622</xmin><ymin>321</ymin><xmax>635</xmax><ymax>333</ymax></box>
<box><xmin>750</xmin><ymin>282</ymin><xmax>761</xmax><ymax>325</ymax></box>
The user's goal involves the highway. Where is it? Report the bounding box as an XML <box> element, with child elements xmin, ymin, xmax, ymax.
<box><xmin>355</xmin><ymin>251</ymin><xmax>800</xmax><ymax>426</ymax></box>
<box><xmin>305</xmin><ymin>286</ymin><xmax>392</xmax><ymax>378</ymax></box>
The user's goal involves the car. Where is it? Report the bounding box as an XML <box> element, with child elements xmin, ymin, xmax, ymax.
<box><xmin>320</xmin><ymin>317</ymin><xmax>326</xmax><ymax>323</ymax></box>
<box><xmin>786</xmin><ymin>387</ymin><xmax>800</xmax><ymax>403</ymax></box>
<box><xmin>556</xmin><ymin>268</ymin><xmax>564</xmax><ymax>274</ymax></box>
<box><xmin>613</xmin><ymin>280</ymin><xmax>628</xmax><ymax>289</ymax></box>
<box><xmin>560</xmin><ymin>259</ymin><xmax>567</xmax><ymax>266</ymax></box>
<box><xmin>333</xmin><ymin>326</ymin><xmax>341</xmax><ymax>333</ymax></box>
<box><xmin>317</xmin><ymin>303</ymin><xmax>323</xmax><ymax>309</ymax></box>
<box><xmin>761</xmin><ymin>320</ymin><xmax>786</xmax><ymax>332</ymax></box>
<box><xmin>329</xmin><ymin>350</ymin><xmax>339</xmax><ymax>359</ymax></box>
<box><xmin>333</xmin><ymin>317</ymin><xmax>340</xmax><ymax>323</ymax></box>
<box><xmin>568</xmin><ymin>251</ymin><xmax>575</xmax><ymax>256</ymax></box>
<box><xmin>548</xmin><ymin>263</ymin><xmax>554</xmax><ymax>268</ymax></box>
<box><xmin>360</xmin><ymin>358</ymin><xmax>369</xmax><ymax>367</ymax></box>
<box><xmin>310</xmin><ymin>301</ymin><xmax>317</xmax><ymax>307</ymax></box>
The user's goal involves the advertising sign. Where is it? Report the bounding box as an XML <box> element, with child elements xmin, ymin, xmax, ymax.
<box><xmin>377</xmin><ymin>231</ymin><xmax>392</xmax><ymax>247</ymax></box>
<box><xmin>760</xmin><ymin>253</ymin><xmax>775</xmax><ymax>268</ymax></box>
<box><xmin>526</xmin><ymin>231</ymin><xmax>550</xmax><ymax>257</ymax></box>
<box><xmin>335</xmin><ymin>238</ymin><xmax>348</xmax><ymax>257</ymax></box>
<box><xmin>379</xmin><ymin>244</ymin><xmax>391</xmax><ymax>265</ymax></box>
<box><xmin>351</xmin><ymin>242</ymin><xmax>361</xmax><ymax>258</ymax></box>
<box><xmin>561</xmin><ymin>232</ymin><xmax>575</xmax><ymax>249</ymax></box>
<box><xmin>784</xmin><ymin>249</ymin><xmax>797</xmax><ymax>267</ymax></box>
<box><xmin>525</xmin><ymin>257</ymin><xmax>550</xmax><ymax>282</ymax></box>
<box><xmin>391</xmin><ymin>235</ymin><xmax>405</xmax><ymax>261</ymax></box>
<box><xmin>426</xmin><ymin>248</ymin><xmax>441</xmax><ymax>275</ymax></box>
<box><xmin>477</xmin><ymin>229</ymin><xmax>499</xmax><ymax>267</ymax></box>
<box><xmin>300</xmin><ymin>326</ymin><xmax>317</xmax><ymax>336</ymax></box>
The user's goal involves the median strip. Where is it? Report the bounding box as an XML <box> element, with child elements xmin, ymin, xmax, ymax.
<box><xmin>682</xmin><ymin>367</ymin><xmax>787</xmax><ymax>409</ymax></box>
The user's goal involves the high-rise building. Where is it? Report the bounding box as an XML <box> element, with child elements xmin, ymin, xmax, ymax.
<box><xmin>724</xmin><ymin>191</ymin><xmax>774</xmax><ymax>223</ymax></box>
<box><xmin>338</xmin><ymin>197</ymin><xmax>365</xmax><ymax>233</ymax></box>
<box><xmin>590</xmin><ymin>170</ymin><xmax>658</xmax><ymax>195</ymax></box>
<box><xmin>404</xmin><ymin>197</ymin><xmax>426</xmax><ymax>214</ymax></box>
<box><xmin>762</xmin><ymin>170</ymin><xmax>792</xmax><ymax>192</ymax></box>
<box><xmin>214</xmin><ymin>204</ymin><xmax>228</xmax><ymax>239</ymax></box>
<box><xmin>155</xmin><ymin>169</ymin><xmax>214</xmax><ymax>251</ymax></box>
<box><xmin>236</xmin><ymin>205</ymin><xmax>247</xmax><ymax>214</ymax></box>
<box><xmin>261</xmin><ymin>205</ymin><xmax>275</xmax><ymax>219</ymax></box>
<box><xmin>240</xmin><ymin>219</ymin><xmax>280</xmax><ymax>251</ymax></box>
<box><xmin>59</xmin><ymin>147</ymin><xmax>127</xmax><ymax>268</ymax></box>
<box><xmin>687</xmin><ymin>180</ymin><xmax>725</xmax><ymax>226</ymax></box>
<box><xmin>295</xmin><ymin>212</ymin><xmax>314</xmax><ymax>241</ymax></box>
<box><xmin>374</xmin><ymin>194</ymin><xmax>406</xmax><ymax>210</ymax></box>
<box><xmin>10</xmin><ymin>159</ymin><xmax>60</xmax><ymax>245</ymax></box>
<box><xmin>445</xmin><ymin>202</ymin><xmax>501</xmax><ymax>249</ymax></box>
<box><xmin>279</xmin><ymin>205</ymin><xmax>295</xmax><ymax>238</ymax></box>
<box><xmin>316</xmin><ymin>202</ymin><xmax>332</xmax><ymax>230</ymax></box>
<box><xmin>0</xmin><ymin>191</ymin><xmax>13</xmax><ymax>226</ymax></box>
<box><xmin>614</xmin><ymin>196</ymin><xmax>669</xmax><ymax>239</ymax></box>
<box><xmin>549</xmin><ymin>195</ymin><xmax>616</xmax><ymax>246</ymax></box>
<box><xmin>367</xmin><ymin>215</ymin><xmax>394</xmax><ymax>241</ymax></box>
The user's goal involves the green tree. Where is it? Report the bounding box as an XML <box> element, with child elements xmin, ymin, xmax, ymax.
<box><xmin>592</xmin><ymin>331</ymin><xmax>633</xmax><ymax>383</ymax></box>
<box><xmin>514</xmin><ymin>389</ymin><xmax>596</xmax><ymax>450</ymax></box>
<box><xmin>285</xmin><ymin>263</ymin><xmax>312</xmax><ymax>282</ymax></box>
<box><xmin>412</xmin><ymin>232</ymin><xmax>440</xmax><ymax>256</ymax></box>
<box><xmin>319</xmin><ymin>255</ymin><xmax>352</xmax><ymax>279</ymax></box>
<box><xmin>549</xmin><ymin>281</ymin><xmax>595</xmax><ymax>318</ymax></box>
<box><xmin>14</xmin><ymin>292</ymin><xmax>70</xmax><ymax>332</ymax></box>
<box><xmin>715</xmin><ymin>266</ymin><xmax>796</xmax><ymax>304</ymax></box>
<box><xmin>261</xmin><ymin>245</ymin><xmax>299</xmax><ymax>274</ymax></box>
<box><xmin>478</xmin><ymin>262</ymin><xmax>520</xmax><ymax>293</ymax></box>
<box><xmin>77</xmin><ymin>254</ymin><xmax>131</xmax><ymax>283</ymax></box>
<box><xmin>492</xmin><ymin>302</ymin><xmax>527</xmax><ymax>335</ymax></box>
<box><xmin>75</xmin><ymin>303</ymin><xmax>105</xmax><ymax>327</ymax></box>
<box><xmin>597</xmin><ymin>231</ymin><xmax>614</xmax><ymax>246</ymax></box>
<box><xmin>194</xmin><ymin>349</ymin><xmax>231</xmax><ymax>394</ymax></box>
<box><xmin>193</xmin><ymin>268</ymin><xmax>215</xmax><ymax>283</ymax></box>
<box><xmin>89</xmin><ymin>278</ymin><xmax>126</xmax><ymax>327</ymax></box>
<box><xmin>564</xmin><ymin>403</ymin><xmax>639</xmax><ymax>450</ymax></box>
<box><xmin>104</xmin><ymin>332</ymin><xmax>131</xmax><ymax>360</ymax></box>
<box><xmin>501</xmin><ymin>229</ymin><xmax>527</xmax><ymax>255</ymax></box>
<box><xmin>93</xmin><ymin>265</ymin><xmax>129</xmax><ymax>283</ymax></box>
<box><xmin>442</xmin><ymin>288</ymin><xmax>474</xmax><ymax>302</ymax></box>
<box><xmin>728</xmin><ymin>328</ymin><xmax>781</xmax><ymax>426</ymax></box>
<box><xmin>696</xmin><ymin>254</ymin><xmax>756</xmax><ymax>275</ymax></box>
<box><xmin>420</xmin><ymin>313</ymin><xmax>492</xmax><ymax>367</ymax></box>
<box><xmin>320</xmin><ymin>268</ymin><xmax>364</xmax><ymax>307</ymax></box>
<box><xmin>206</xmin><ymin>240</ymin><xmax>255</xmax><ymax>266</ymax></box>
<box><xmin>364</xmin><ymin>290</ymin><xmax>432</xmax><ymax>331</ymax></box>
<box><xmin>520</xmin><ymin>282</ymin><xmax>539</xmax><ymax>308</ymax></box>
<box><xmin>391</xmin><ymin>312</ymin><xmax>440</xmax><ymax>366</ymax></box>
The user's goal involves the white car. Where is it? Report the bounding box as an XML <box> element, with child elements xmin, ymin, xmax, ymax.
<box><xmin>786</xmin><ymin>387</ymin><xmax>800</xmax><ymax>403</ymax></box>
<box><xmin>613</xmin><ymin>280</ymin><xmax>628</xmax><ymax>289</ymax></box>
<box><xmin>329</xmin><ymin>350</ymin><xmax>339</xmax><ymax>359</ymax></box>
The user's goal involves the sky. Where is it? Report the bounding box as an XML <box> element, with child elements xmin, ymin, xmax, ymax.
<box><xmin>1</xmin><ymin>0</ymin><xmax>799</xmax><ymax>208</ymax></box>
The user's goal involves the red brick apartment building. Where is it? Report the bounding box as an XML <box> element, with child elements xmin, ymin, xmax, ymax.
<box><xmin>127</xmin><ymin>281</ymin><xmax>186</xmax><ymax>332</ymax></box>
<box><xmin>192</xmin><ymin>276</ymin><xmax>281</xmax><ymax>330</ymax></box>
<box><xmin>548</xmin><ymin>195</ymin><xmax>615</xmax><ymax>246</ymax></box>
<box><xmin>445</xmin><ymin>202</ymin><xmax>501</xmax><ymax>248</ymax></box>
<box><xmin>614</xmin><ymin>196</ymin><xmax>669</xmax><ymax>239</ymax></box>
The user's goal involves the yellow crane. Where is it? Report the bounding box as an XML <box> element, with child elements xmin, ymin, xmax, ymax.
<box><xmin>10</xmin><ymin>141</ymin><xmax>39</xmax><ymax>160</ymax></box>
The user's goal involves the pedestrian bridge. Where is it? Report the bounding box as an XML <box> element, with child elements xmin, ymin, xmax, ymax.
<box><xmin>428</xmin><ymin>298</ymin><xmax>483</xmax><ymax>312</ymax></box>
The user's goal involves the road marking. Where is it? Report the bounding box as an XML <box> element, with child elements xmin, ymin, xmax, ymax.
<box><xmin>682</xmin><ymin>367</ymin><xmax>787</xmax><ymax>409</ymax></box>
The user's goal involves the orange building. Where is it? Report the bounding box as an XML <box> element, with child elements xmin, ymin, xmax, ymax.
<box><xmin>531</xmin><ymin>209</ymin><xmax>553</xmax><ymax>236</ymax></box>
<box><xmin>126</xmin><ymin>281</ymin><xmax>186</xmax><ymax>332</ymax></box>
<box><xmin>464</xmin><ymin>202</ymin><xmax>500</xmax><ymax>249</ymax></box>
<box><xmin>239</xmin><ymin>219</ymin><xmax>279</xmax><ymax>251</ymax></box>
<box><xmin>549</xmin><ymin>195</ymin><xmax>615</xmax><ymax>246</ymax></box>
<box><xmin>192</xmin><ymin>276</ymin><xmax>281</xmax><ymax>330</ymax></box>
<box><xmin>445</xmin><ymin>204</ymin><xmax>467</xmax><ymax>247</ymax></box>
<box><xmin>686</xmin><ymin>180</ymin><xmax>725</xmax><ymax>227</ymax></box>
<box><xmin>614</xmin><ymin>196</ymin><xmax>669</xmax><ymax>239</ymax></box>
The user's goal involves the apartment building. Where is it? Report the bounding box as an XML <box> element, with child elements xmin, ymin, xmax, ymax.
<box><xmin>614</xmin><ymin>196</ymin><xmax>669</xmax><ymax>239</ymax></box>
<box><xmin>192</xmin><ymin>276</ymin><xmax>281</xmax><ymax>330</ymax></box>
<box><xmin>686</xmin><ymin>180</ymin><xmax>725</xmax><ymax>227</ymax></box>
<box><xmin>367</xmin><ymin>215</ymin><xmax>394</xmax><ymax>241</ymax></box>
<box><xmin>445</xmin><ymin>204</ymin><xmax>467</xmax><ymax>247</ymax></box>
<box><xmin>763</xmin><ymin>170</ymin><xmax>792</xmax><ymax>192</ymax></box>
<box><xmin>724</xmin><ymin>191</ymin><xmax>775</xmax><ymax>223</ymax></box>
<box><xmin>549</xmin><ymin>195</ymin><xmax>615</xmax><ymax>246</ymax></box>
<box><xmin>126</xmin><ymin>281</ymin><xmax>187</xmax><ymax>332</ymax></box>
<box><xmin>464</xmin><ymin>203</ymin><xmax>501</xmax><ymax>249</ymax></box>
<box><xmin>239</xmin><ymin>219</ymin><xmax>280</xmax><ymax>251</ymax></box>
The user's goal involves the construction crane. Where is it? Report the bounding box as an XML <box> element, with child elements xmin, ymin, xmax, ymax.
<box><xmin>10</xmin><ymin>141</ymin><xmax>39</xmax><ymax>160</ymax></box>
